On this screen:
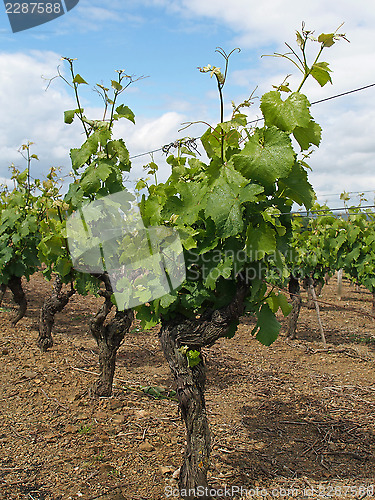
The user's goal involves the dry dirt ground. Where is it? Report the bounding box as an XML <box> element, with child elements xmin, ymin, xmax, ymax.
<box><xmin>0</xmin><ymin>273</ymin><xmax>374</xmax><ymax>500</ymax></box>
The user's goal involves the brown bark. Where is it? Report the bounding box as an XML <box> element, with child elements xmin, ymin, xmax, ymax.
<box><xmin>286</xmin><ymin>275</ymin><xmax>301</xmax><ymax>339</ymax></box>
<box><xmin>0</xmin><ymin>283</ymin><xmax>7</xmax><ymax>307</ymax></box>
<box><xmin>89</xmin><ymin>273</ymin><xmax>134</xmax><ymax>397</ymax></box>
<box><xmin>315</xmin><ymin>279</ymin><xmax>324</xmax><ymax>297</ymax></box>
<box><xmin>303</xmin><ymin>276</ymin><xmax>314</xmax><ymax>309</ymax></box>
<box><xmin>372</xmin><ymin>292</ymin><xmax>375</xmax><ymax>315</ymax></box>
<box><xmin>159</xmin><ymin>280</ymin><xmax>248</xmax><ymax>500</ymax></box>
<box><xmin>38</xmin><ymin>274</ymin><xmax>75</xmax><ymax>351</ymax></box>
<box><xmin>159</xmin><ymin>326</ymin><xmax>210</xmax><ymax>499</ymax></box>
<box><xmin>7</xmin><ymin>275</ymin><xmax>27</xmax><ymax>326</ymax></box>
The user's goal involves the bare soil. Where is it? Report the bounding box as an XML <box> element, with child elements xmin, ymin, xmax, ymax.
<box><xmin>0</xmin><ymin>274</ymin><xmax>374</xmax><ymax>500</ymax></box>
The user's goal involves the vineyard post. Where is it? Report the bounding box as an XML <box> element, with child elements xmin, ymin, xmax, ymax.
<box><xmin>308</xmin><ymin>278</ymin><xmax>327</xmax><ymax>346</ymax></box>
<box><xmin>286</xmin><ymin>274</ymin><xmax>302</xmax><ymax>339</ymax></box>
<box><xmin>337</xmin><ymin>268</ymin><xmax>343</xmax><ymax>300</ymax></box>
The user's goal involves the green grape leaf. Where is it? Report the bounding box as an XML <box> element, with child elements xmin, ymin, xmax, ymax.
<box><xmin>64</xmin><ymin>183</ymin><xmax>83</xmax><ymax>207</ymax></box>
<box><xmin>111</xmin><ymin>80</ymin><xmax>123</xmax><ymax>91</ymax></box>
<box><xmin>160</xmin><ymin>293</ymin><xmax>178</xmax><ymax>308</ymax></box>
<box><xmin>162</xmin><ymin>182</ymin><xmax>207</xmax><ymax>226</ymax></box>
<box><xmin>55</xmin><ymin>258</ymin><xmax>73</xmax><ymax>278</ymax></box>
<box><xmin>266</xmin><ymin>292</ymin><xmax>292</xmax><ymax>316</ymax></box>
<box><xmin>251</xmin><ymin>303</ymin><xmax>280</xmax><ymax>346</ymax></box>
<box><xmin>80</xmin><ymin>170</ymin><xmax>101</xmax><ymax>195</ymax></box>
<box><xmin>260</xmin><ymin>91</ymin><xmax>311</xmax><ymax>132</ymax></box>
<box><xmin>73</xmin><ymin>74</ymin><xmax>88</xmax><ymax>85</ymax></box>
<box><xmin>0</xmin><ymin>246</ymin><xmax>13</xmax><ymax>265</ymax></box>
<box><xmin>223</xmin><ymin>319</ymin><xmax>239</xmax><ymax>339</ymax></box>
<box><xmin>205</xmin><ymin>179</ymin><xmax>243</xmax><ymax>238</ymax></box>
<box><xmin>232</xmin><ymin>113</ymin><xmax>248</xmax><ymax>127</ymax></box>
<box><xmin>186</xmin><ymin>350</ymin><xmax>201</xmax><ymax>367</ymax></box>
<box><xmin>141</xmin><ymin>194</ymin><xmax>163</xmax><ymax>226</ymax></box>
<box><xmin>70</xmin><ymin>129</ymin><xmax>111</xmax><ymax>171</ymax></box>
<box><xmin>200</xmin><ymin>126</ymin><xmax>223</xmax><ymax>158</ymax></box>
<box><xmin>115</xmin><ymin>105</ymin><xmax>135</xmax><ymax>124</ymax></box>
<box><xmin>107</xmin><ymin>139</ymin><xmax>130</xmax><ymax>167</ymax></box>
<box><xmin>177</xmin><ymin>226</ymin><xmax>198</xmax><ymax>250</ymax></box>
<box><xmin>205</xmin><ymin>256</ymin><xmax>233</xmax><ymax>290</ymax></box>
<box><xmin>205</xmin><ymin>165</ymin><xmax>263</xmax><ymax>239</ymax></box>
<box><xmin>310</xmin><ymin>62</ymin><xmax>332</xmax><ymax>87</ymax></box>
<box><xmin>232</xmin><ymin>127</ymin><xmax>295</xmax><ymax>188</ymax></box>
<box><xmin>95</xmin><ymin>161</ymin><xmax>113</xmax><ymax>182</ymax></box>
<box><xmin>318</xmin><ymin>33</ymin><xmax>336</xmax><ymax>47</ymax></box>
<box><xmin>135</xmin><ymin>305</ymin><xmax>159</xmax><ymax>329</ymax></box>
<box><xmin>70</xmin><ymin>146</ymin><xmax>93</xmax><ymax>172</ymax></box>
<box><xmin>64</xmin><ymin>109</ymin><xmax>80</xmax><ymax>124</ymax></box>
<box><xmin>278</xmin><ymin>162</ymin><xmax>315</xmax><ymax>209</ymax></box>
<box><xmin>293</xmin><ymin>120</ymin><xmax>322</xmax><ymax>150</ymax></box>
<box><xmin>246</xmin><ymin>222</ymin><xmax>276</xmax><ymax>259</ymax></box>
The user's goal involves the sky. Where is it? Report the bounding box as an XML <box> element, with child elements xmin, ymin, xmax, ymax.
<box><xmin>0</xmin><ymin>0</ymin><xmax>374</xmax><ymax>209</ymax></box>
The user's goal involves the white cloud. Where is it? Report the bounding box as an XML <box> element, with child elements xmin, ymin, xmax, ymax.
<box><xmin>0</xmin><ymin>51</ymin><xmax>83</xmax><ymax>181</ymax></box>
<box><xmin>150</xmin><ymin>0</ymin><xmax>374</xmax><ymax>49</ymax></box>
<box><xmin>1</xmin><ymin>1</ymin><xmax>375</xmax><ymax>202</ymax></box>
<box><xmin>0</xmin><ymin>51</ymin><xmax>198</xmax><ymax>193</ymax></box>
<box><xmin>141</xmin><ymin>0</ymin><xmax>375</xmax><ymax>197</ymax></box>
<box><xmin>50</xmin><ymin>0</ymin><xmax>146</xmax><ymax>34</ymax></box>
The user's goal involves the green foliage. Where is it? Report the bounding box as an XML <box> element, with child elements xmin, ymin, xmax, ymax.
<box><xmin>0</xmin><ymin>28</ymin><xmax>351</xmax><ymax>355</ymax></box>
<box><xmin>178</xmin><ymin>345</ymin><xmax>202</xmax><ymax>368</ymax></box>
<box><xmin>186</xmin><ymin>349</ymin><xmax>202</xmax><ymax>367</ymax></box>
<box><xmin>285</xmin><ymin>198</ymin><xmax>375</xmax><ymax>297</ymax></box>
<box><xmin>264</xmin><ymin>22</ymin><xmax>349</xmax><ymax>92</ymax></box>
<box><xmin>38</xmin><ymin>59</ymin><xmax>139</xmax><ymax>296</ymax></box>
<box><xmin>135</xmin><ymin>27</ymin><xmax>346</xmax><ymax>346</ymax></box>
<box><xmin>0</xmin><ymin>143</ymin><xmax>61</xmax><ymax>285</ymax></box>
<box><xmin>287</xmin><ymin>203</ymin><xmax>339</xmax><ymax>285</ymax></box>
<box><xmin>335</xmin><ymin>206</ymin><xmax>375</xmax><ymax>293</ymax></box>
<box><xmin>78</xmin><ymin>424</ymin><xmax>93</xmax><ymax>435</ymax></box>
<box><xmin>251</xmin><ymin>303</ymin><xmax>281</xmax><ymax>346</ymax></box>
<box><xmin>141</xmin><ymin>385</ymin><xmax>177</xmax><ymax>399</ymax></box>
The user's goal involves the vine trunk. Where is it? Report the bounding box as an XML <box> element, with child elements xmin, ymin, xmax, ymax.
<box><xmin>8</xmin><ymin>275</ymin><xmax>27</xmax><ymax>326</ymax></box>
<box><xmin>38</xmin><ymin>274</ymin><xmax>75</xmax><ymax>351</ymax></box>
<box><xmin>89</xmin><ymin>273</ymin><xmax>134</xmax><ymax>397</ymax></box>
<box><xmin>159</xmin><ymin>279</ymin><xmax>248</xmax><ymax>499</ymax></box>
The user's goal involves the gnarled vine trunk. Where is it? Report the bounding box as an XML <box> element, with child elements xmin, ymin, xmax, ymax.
<box><xmin>0</xmin><ymin>283</ymin><xmax>7</xmax><ymax>307</ymax></box>
<box><xmin>159</xmin><ymin>280</ymin><xmax>248</xmax><ymax>500</ymax></box>
<box><xmin>7</xmin><ymin>275</ymin><xmax>27</xmax><ymax>326</ymax></box>
<box><xmin>159</xmin><ymin>324</ymin><xmax>210</xmax><ymax>499</ymax></box>
<box><xmin>286</xmin><ymin>275</ymin><xmax>301</xmax><ymax>339</ymax></box>
<box><xmin>89</xmin><ymin>273</ymin><xmax>134</xmax><ymax>397</ymax></box>
<box><xmin>38</xmin><ymin>274</ymin><xmax>75</xmax><ymax>351</ymax></box>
